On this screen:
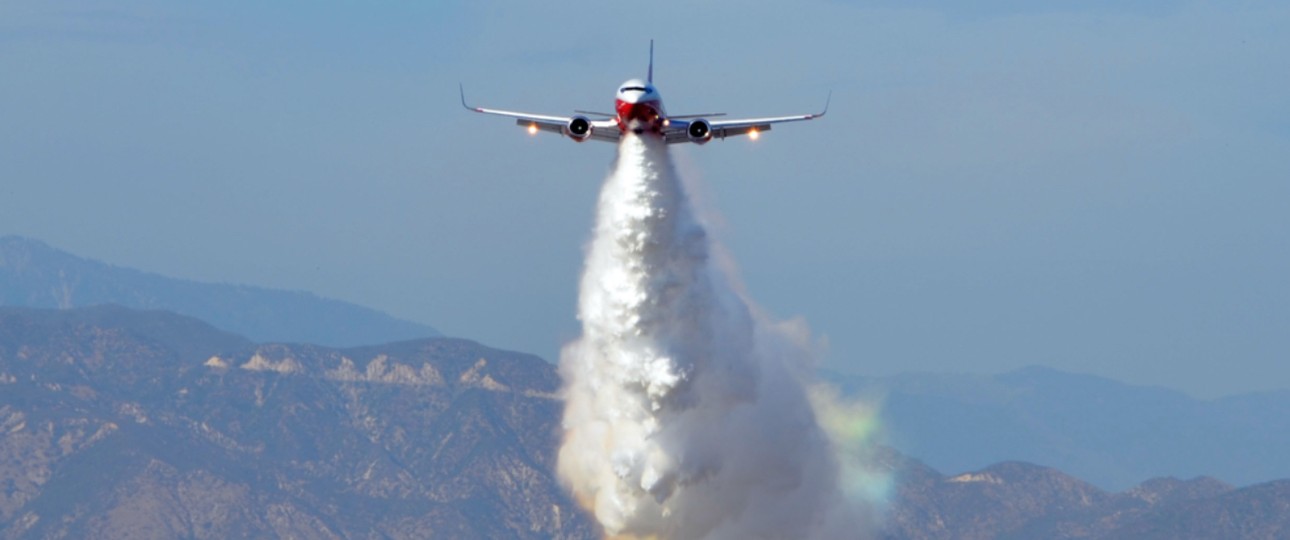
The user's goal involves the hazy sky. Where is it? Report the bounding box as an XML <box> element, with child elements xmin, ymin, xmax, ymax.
<box><xmin>2</xmin><ymin>1</ymin><xmax>1286</xmax><ymax>398</ymax></box>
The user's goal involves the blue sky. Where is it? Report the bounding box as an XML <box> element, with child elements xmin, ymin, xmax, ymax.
<box><xmin>2</xmin><ymin>1</ymin><xmax>1286</xmax><ymax>397</ymax></box>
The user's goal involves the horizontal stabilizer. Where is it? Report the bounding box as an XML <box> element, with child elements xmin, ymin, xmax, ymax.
<box><xmin>669</xmin><ymin>113</ymin><xmax>727</xmax><ymax>119</ymax></box>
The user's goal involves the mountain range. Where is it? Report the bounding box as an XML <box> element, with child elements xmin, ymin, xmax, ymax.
<box><xmin>0</xmin><ymin>305</ymin><xmax>591</xmax><ymax>539</ymax></box>
<box><xmin>882</xmin><ymin>453</ymin><xmax>1290</xmax><ymax>540</ymax></box>
<box><xmin>4</xmin><ymin>237</ymin><xmax>1290</xmax><ymax>538</ymax></box>
<box><xmin>828</xmin><ymin>368</ymin><xmax>1290</xmax><ymax>490</ymax></box>
<box><xmin>2</xmin><ymin>305</ymin><xmax>1288</xmax><ymax>539</ymax></box>
<box><xmin>0</xmin><ymin>236</ymin><xmax>438</xmax><ymax>347</ymax></box>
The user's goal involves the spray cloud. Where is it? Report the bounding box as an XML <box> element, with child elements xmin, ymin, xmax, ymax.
<box><xmin>558</xmin><ymin>134</ymin><xmax>884</xmax><ymax>539</ymax></box>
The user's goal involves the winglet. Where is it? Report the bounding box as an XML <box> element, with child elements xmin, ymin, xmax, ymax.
<box><xmin>459</xmin><ymin>83</ymin><xmax>476</xmax><ymax>112</ymax></box>
<box><xmin>815</xmin><ymin>90</ymin><xmax>832</xmax><ymax>118</ymax></box>
<box><xmin>647</xmin><ymin>39</ymin><xmax>654</xmax><ymax>84</ymax></box>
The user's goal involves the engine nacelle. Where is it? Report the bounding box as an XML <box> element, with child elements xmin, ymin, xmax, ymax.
<box><xmin>687</xmin><ymin>119</ymin><xmax>713</xmax><ymax>144</ymax></box>
<box><xmin>565</xmin><ymin>116</ymin><xmax>593</xmax><ymax>142</ymax></box>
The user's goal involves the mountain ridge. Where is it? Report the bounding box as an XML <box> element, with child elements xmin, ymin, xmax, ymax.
<box><xmin>0</xmin><ymin>305</ymin><xmax>589</xmax><ymax>539</ymax></box>
<box><xmin>3</xmin><ymin>305</ymin><xmax>1289</xmax><ymax>539</ymax></box>
<box><xmin>0</xmin><ymin>235</ymin><xmax>438</xmax><ymax>347</ymax></box>
<box><xmin>829</xmin><ymin>366</ymin><xmax>1290</xmax><ymax>490</ymax></box>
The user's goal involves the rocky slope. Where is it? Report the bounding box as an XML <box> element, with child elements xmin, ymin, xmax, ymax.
<box><xmin>0</xmin><ymin>305</ymin><xmax>592</xmax><ymax>539</ymax></box>
<box><xmin>882</xmin><ymin>455</ymin><xmax>1288</xmax><ymax>540</ymax></box>
<box><xmin>2</xmin><ymin>305</ymin><xmax>1288</xmax><ymax>539</ymax></box>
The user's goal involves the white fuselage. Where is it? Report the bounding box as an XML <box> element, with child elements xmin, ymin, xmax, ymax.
<box><xmin>614</xmin><ymin>79</ymin><xmax>666</xmax><ymax>133</ymax></box>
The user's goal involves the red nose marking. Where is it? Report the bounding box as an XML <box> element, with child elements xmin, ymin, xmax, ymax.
<box><xmin>615</xmin><ymin>99</ymin><xmax>662</xmax><ymax>132</ymax></box>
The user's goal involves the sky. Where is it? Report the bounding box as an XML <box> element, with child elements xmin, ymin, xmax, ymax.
<box><xmin>1</xmin><ymin>0</ymin><xmax>1286</xmax><ymax>398</ymax></box>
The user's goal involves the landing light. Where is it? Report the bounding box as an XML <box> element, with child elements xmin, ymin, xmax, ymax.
<box><xmin>748</xmin><ymin>128</ymin><xmax>760</xmax><ymax>140</ymax></box>
<box><xmin>528</xmin><ymin>123</ymin><xmax>539</xmax><ymax>135</ymax></box>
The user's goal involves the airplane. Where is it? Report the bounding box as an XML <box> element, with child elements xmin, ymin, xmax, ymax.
<box><xmin>459</xmin><ymin>41</ymin><xmax>828</xmax><ymax>145</ymax></box>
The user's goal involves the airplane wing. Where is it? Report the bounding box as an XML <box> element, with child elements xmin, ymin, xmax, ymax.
<box><xmin>661</xmin><ymin>92</ymin><xmax>830</xmax><ymax>144</ymax></box>
<box><xmin>460</xmin><ymin>85</ymin><xmax>621</xmax><ymax>143</ymax></box>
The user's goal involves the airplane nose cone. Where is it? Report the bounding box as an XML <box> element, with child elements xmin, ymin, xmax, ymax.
<box><xmin>616</xmin><ymin>100</ymin><xmax>660</xmax><ymax>127</ymax></box>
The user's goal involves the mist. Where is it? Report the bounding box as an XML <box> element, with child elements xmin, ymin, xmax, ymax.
<box><xmin>556</xmin><ymin>134</ymin><xmax>885</xmax><ymax>539</ymax></box>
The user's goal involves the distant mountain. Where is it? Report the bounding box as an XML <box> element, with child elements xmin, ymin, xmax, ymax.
<box><xmin>883</xmin><ymin>455</ymin><xmax>1290</xmax><ymax>540</ymax></box>
<box><xmin>829</xmin><ymin>366</ymin><xmax>1290</xmax><ymax>490</ymax></box>
<box><xmin>0</xmin><ymin>305</ymin><xmax>592</xmax><ymax>539</ymax></box>
<box><xmin>2</xmin><ymin>305</ymin><xmax>1289</xmax><ymax>539</ymax></box>
<box><xmin>0</xmin><ymin>236</ymin><xmax>439</xmax><ymax>347</ymax></box>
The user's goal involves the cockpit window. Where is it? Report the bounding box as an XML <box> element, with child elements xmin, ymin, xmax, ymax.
<box><xmin>620</xmin><ymin>86</ymin><xmax>648</xmax><ymax>93</ymax></box>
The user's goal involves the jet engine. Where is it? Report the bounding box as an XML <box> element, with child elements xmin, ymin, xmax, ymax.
<box><xmin>565</xmin><ymin>116</ymin><xmax>593</xmax><ymax>142</ymax></box>
<box><xmin>687</xmin><ymin>119</ymin><xmax>713</xmax><ymax>144</ymax></box>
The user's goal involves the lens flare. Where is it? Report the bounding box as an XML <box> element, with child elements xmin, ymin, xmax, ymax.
<box><xmin>811</xmin><ymin>386</ymin><xmax>893</xmax><ymax>505</ymax></box>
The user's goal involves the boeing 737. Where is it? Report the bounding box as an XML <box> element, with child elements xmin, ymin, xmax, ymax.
<box><xmin>460</xmin><ymin>42</ymin><xmax>828</xmax><ymax>144</ymax></box>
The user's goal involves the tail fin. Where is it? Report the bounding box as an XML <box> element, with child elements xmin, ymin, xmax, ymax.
<box><xmin>647</xmin><ymin>39</ymin><xmax>654</xmax><ymax>84</ymax></box>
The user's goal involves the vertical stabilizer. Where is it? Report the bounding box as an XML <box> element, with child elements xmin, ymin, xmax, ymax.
<box><xmin>648</xmin><ymin>39</ymin><xmax>654</xmax><ymax>84</ymax></box>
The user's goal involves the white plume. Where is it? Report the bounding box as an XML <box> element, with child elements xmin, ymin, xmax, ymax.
<box><xmin>557</xmin><ymin>134</ymin><xmax>883</xmax><ymax>539</ymax></box>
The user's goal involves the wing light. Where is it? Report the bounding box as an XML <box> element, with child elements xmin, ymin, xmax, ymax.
<box><xmin>528</xmin><ymin>123</ymin><xmax>539</xmax><ymax>135</ymax></box>
<box><xmin>748</xmin><ymin>128</ymin><xmax>760</xmax><ymax>140</ymax></box>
